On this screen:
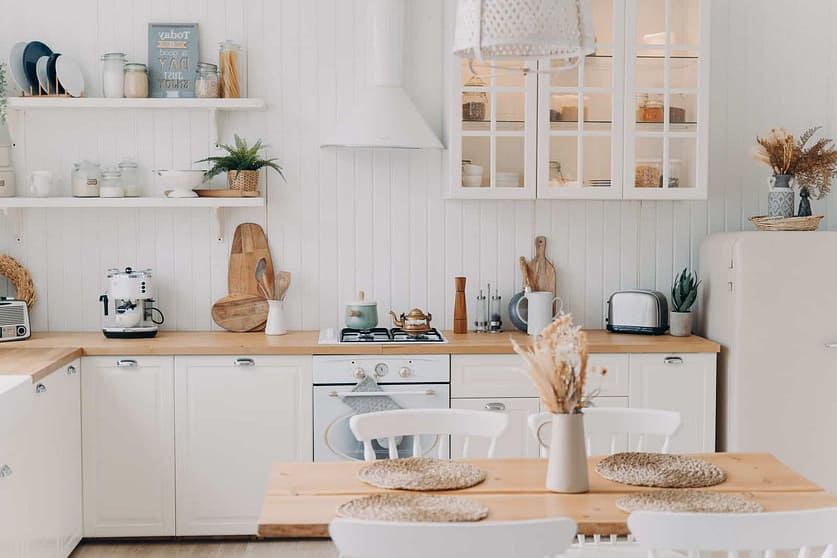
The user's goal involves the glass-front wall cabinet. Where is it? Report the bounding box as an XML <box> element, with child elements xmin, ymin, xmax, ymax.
<box><xmin>447</xmin><ymin>0</ymin><xmax>708</xmax><ymax>200</ymax></box>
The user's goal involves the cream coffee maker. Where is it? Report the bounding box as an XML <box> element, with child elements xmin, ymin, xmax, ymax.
<box><xmin>99</xmin><ymin>267</ymin><xmax>164</xmax><ymax>338</ymax></box>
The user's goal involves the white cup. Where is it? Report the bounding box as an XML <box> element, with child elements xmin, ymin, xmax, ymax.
<box><xmin>265</xmin><ymin>300</ymin><xmax>287</xmax><ymax>336</ymax></box>
<box><xmin>28</xmin><ymin>170</ymin><xmax>54</xmax><ymax>197</ymax></box>
<box><xmin>516</xmin><ymin>291</ymin><xmax>563</xmax><ymax>336</ymax></box>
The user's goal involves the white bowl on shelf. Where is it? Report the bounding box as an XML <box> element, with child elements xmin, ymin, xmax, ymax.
<box><xmin>463</xmin><ymin>163</ymin><xmax>483</xmax><ymax>177</ymax></box>
<box><xmin>155</xmin><ymin>170</ymin><xmax>207</xmax><ymax>198</ymax></box>
<box><xmin>462</xmin><ymin>175</ymin><xmax>483</xmax><ymax>187</ymax></box>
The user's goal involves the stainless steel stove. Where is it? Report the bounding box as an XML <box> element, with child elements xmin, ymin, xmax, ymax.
<box><xmin>318</xmin><ymin>327</ymin><xmax>448</xmax><ymax>344</ymax></box>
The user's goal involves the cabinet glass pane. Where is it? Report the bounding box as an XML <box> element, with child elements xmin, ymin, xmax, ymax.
<box><xmin>637</xmin><ymin>0</ymin><xmax>667</xmax><ymax>48</ymax></box>
<box><xmin>462</xmin><ymin>137</ymin><xmax>490</xmax><ymax>188</ymax></box>
<box><xmin>635</xmin><ymin>94</ymin><xmax>664</xmax><ymax>127</ymax></box>
<box><xmin>462</xmin><ymin>89</ymin><xmax>489</xmax><ymax>125</ymax></box>
<box><xmin>591</xmin><ymin>0</ymin><xmax>614</xmax><ymax>47</ymax></box>
<box><xmin>670</xmin><ymin>53</ymin><xmax>698</xmax><ymax>89</ymax></box>
<box><xmin>669</xmin><ymin>93</ymin><xmax>697</xmax><ymax>127</ymax></box>
<box><xmin>671</xmin><ymin>0</ymin><xmax>700</xmax><ymax>45</ymax></box>
<box><xmin>635</xmin><ymin>137</ymin><xmax>664</xmax><ymax>188</ymax></box>
<box><xmin>495</xmin><ymin>92</ymin><xmax>526</xmax><ymax>125</ymax></box>
<box><xmin>495</xmin><ymin>136</ymin><xmax>525</xmax><ymax>188</ymax></box>
<box><xmin>550</xmin><ymin>62</ymin><xmax>579</xmax><ymax>87</ymax></box>
<box><xmin>584</xmin><ymin>93</ymin><xmax>612</xmax><ymax>127</ymax></box>
<box><xmin>461</xmin><ymin>60</ymin><xmax>491</xmax><ymax>87</ymax></box>
<box><xmin>669</xmin><ymin>137</ymin><xmax>697</xmax><ymax>189</ymax></box>
<box><xmin>635</xmin><ymin>57</ymin><xmax>665</xmax><ymax>89</ymax></box>
<box><xmin>583</xmin><ymin>56</ymin><xmax>612</xmax><ymax>88</ymax></box>
<box><xmin>494</xmin><ymin>61</ymin><xmax>527</xmax><ymax>87</ymax></box>
<box><xmin>583</xmin><ymin>136</ymin><xmax>612</xmax><ymax>187</ymax></box>
<box><xmin>550</xmin><ymin>94</ymin><xmax>584</xmax><ymax>123</ymax></box>
<box><xmin>548</xmin><ymin>137</ymin><xmax>578</xmax><ymax>186</ymax></box>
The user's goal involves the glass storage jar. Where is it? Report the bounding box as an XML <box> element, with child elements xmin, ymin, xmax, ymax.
<box><xmin>99</xmin><ymin>168</ymin><xmax>124</xmax><ymax>197</ymax></box>
<box><xmin>101</xmin><ymin>53</ymin><xmax>126</xmax><ymax>98</ymax></box>
<box><xmin>219</xmin><ymin>41</ymin><xmax>247</xmax><ymax>98</ymax></box>
<box><xmin>118</xmin><ymin>159</ymin><xmax>141</xmax><ymax>197</ymax></box>
<box><xmin>123</xmin><ymin>63</ymin><xmax>149</xmax><ymax>98</ymax></box>
<box><xmin>195</xmin><ymin>62</ymin><xmax>220</xmax><ymax>98</ymax></box>
<box><xmin>462</xmin><ymin>75</ymin><xmax>488</xmax><ymax>121</ymax></box>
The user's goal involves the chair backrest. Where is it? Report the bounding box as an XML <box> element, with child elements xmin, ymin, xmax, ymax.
<box><xmin>628</xmin><ymin>508</ymin><xmax>837</xmax><ymax>556</ymax></box>
<box><xmin>330</xmin><ymin>518</ymin><xmax>577</xmax><ymax>558</ymax></box>
<box><xmin>349</xmin><ymin>408</ymin><xmax>510</xmax><ymax>460</ymax></box>
<box><xmin>528</xmin><ymin>407</ymin><xmax>681</xmax><ymax>456</ymax></box>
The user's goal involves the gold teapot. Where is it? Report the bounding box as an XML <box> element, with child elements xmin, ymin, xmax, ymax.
<box><xmin>389</xmin><ymin>308</ymin><xmax>433</xmax><ymax>334</ymax></box>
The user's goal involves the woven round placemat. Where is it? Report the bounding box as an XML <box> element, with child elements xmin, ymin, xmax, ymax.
<box><xmin>616</xmin><ymin>489</ymin><xmax>764</xmax><ymax>513</ymax></box>
<box><xmin>357</xmin><ymin>457</ymin><xmax>486</xmax><ymax>491</ymax></box>
<box><xmin>596</xmin><ymin>452</ymin><xmax>726</xmax><ymax>488</ymax></box>
<box><xmin>337</xmin><ymin>493</ymin><xmax>489</xmax><ymax>522</ymax></box>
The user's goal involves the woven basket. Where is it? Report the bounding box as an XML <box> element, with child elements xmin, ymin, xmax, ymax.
<box><xmin>0</xmin><ymin>254</ymin><xmax>36</xmax><ymax>309</ymax></box>
<box><xmin>227</xmin><ymin>170</ymin><xmax>259</xmax><ymax>192</ymax></box>
<box><xmin>749</xmin><ymin>215</ymin><xmax>823</xmax><ymax>231</ymax></box>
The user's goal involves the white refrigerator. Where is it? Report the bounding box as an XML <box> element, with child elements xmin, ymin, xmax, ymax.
<box><xmin>700</xmin><ymin>231</ymin><xmax>837</xmax><ymax>494</ymax></box>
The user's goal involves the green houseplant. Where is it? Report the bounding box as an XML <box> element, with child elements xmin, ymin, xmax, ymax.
<box><xmin>195</xmin><ymin>135</ymin><xmax>284</xmax><ymax>193</ymax></box>
<box><xmin>670</xmin><ymin>268</ymin><xmax>700</xmax><ymax>337</ymax></box>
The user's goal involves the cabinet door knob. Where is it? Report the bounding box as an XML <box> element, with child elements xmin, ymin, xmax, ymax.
<box><xmin>66</xmin><ymin>365</ymin><xmax>77</xmax><ymax>375</ymax></box>
<box><xmin>116</xmin><ymin>359</ymin><xmax>138</xmax><ymax>367</ymax></box>
<box><xmin>234</xmin><ymin>358</ymin><xmax>255</xmax><ymax>367</ymax></box>
<box><xmin>485</xmin><ymin>402</ymin><xmax>506</xmax><ymax>412</ymax></box>
<box><xmin>664</xmin><ymin>356</ymin><xmax>684</xmax><ymax>365</ymax></box>
<box><xmin>35</xmin><ymin>383</ymin><xmax>47</xmax><ymax>394</ymax></box>
<box><xmin>0</xmin><ymin>464</ymin><xmax>11</xmax><ymax>478</ymax></box>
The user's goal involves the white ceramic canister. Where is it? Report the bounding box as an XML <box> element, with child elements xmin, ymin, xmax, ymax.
<box><xmin>101</xmin><ymin>53</ymin><xmax>126</xmax><ymax>98</ymax></box>
<box><xmin>118</xmin><ymin>159</ymin><xmax>141</xmax><ymax>197</ymax></box>
<box><xmin>0</xmin><ymin>169</ymin><xmax>16</xmax><ymax>197</ymax></box>
<box><xmin>72</xmin><ymin>161</ymin><xmax>100</xmax><ymax>197</ymax></box>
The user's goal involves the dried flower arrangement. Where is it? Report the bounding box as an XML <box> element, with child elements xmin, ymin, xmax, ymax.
<box><xmin>511</xmin><ymin>314</ymin><xmax>605</xmax><ymax>414</ymax></box>
<box><xmin>752</xmin><ymin>126</ymin><xmax>837</xmax><ymax>199</ymax></box>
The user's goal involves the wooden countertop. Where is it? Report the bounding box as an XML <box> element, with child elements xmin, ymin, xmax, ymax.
<box><xmin>0</xmin><ymin>330</ymin><xmax>718</xmax><ymax>381</ymax></box>
<box><xmin>257</xmin><ymin>453</ymin><xmax>836</xmax><ymax>538</ymax></box>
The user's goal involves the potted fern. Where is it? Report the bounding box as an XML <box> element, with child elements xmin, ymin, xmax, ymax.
<box><xmin>196</xmin><ymin>135</ymin><xmax>284</xmax><ymax>193</ymax></box>
<box><xmin>671</xmin><ymin>268</ymin><xmax>700</xmax><ymax>337</ymax></box>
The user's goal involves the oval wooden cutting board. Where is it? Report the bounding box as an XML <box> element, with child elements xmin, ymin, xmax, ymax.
<box><xmin>228</xmin><ymin>223</ymin><xmax>275</xmax><ymax>298</ymax></box>
<box><xmin>211</xmin><ymin>293</ymin><xmax>269</xmax><ymax>332</ymax></box>
<box><xmin>527</xmin><ymin>236</ymin><xmax>556</xmax><ymax>296</ymax></box>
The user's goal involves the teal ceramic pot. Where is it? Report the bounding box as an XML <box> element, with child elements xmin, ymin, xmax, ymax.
<box><xmin>345</xmin><ymin>291</ymin><xmax>378</xmax><ymax>330</ymax></box>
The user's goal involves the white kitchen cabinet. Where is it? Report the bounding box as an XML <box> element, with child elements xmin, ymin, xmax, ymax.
<box><xmin>629</xmin><ymin>353</ymin><xmax>716</xmax><ymax>453</ymax></box>
<box><xmin>81</xmin><ymin>356</ymin><xmax>175</xmax><ymax>537</ymax></box>
<box><xmin>451</xmin><ymin>397</ymin><xmax>541</xmax><ymax>458</ymax></box>
<box><xmin>0</xmin><ymin>379</ymin><xmax>31</xmax><ymax>558</ymax></box>
<box><xmin>174</xmin><ymin>356</ymin><xmax>312</xmax><ymax>536</ymax></box>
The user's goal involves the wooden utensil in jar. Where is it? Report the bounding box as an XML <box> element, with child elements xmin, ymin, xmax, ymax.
<box><xmin>275</xmin><ymin>271</ymin><xmax>291</xmax><ymax>301</ymax></box>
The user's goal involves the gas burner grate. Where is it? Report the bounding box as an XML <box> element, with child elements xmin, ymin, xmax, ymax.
<box><xmin>390</xmin><ymin>328</ymin><xmax>445</xmax><ymax>343</ymax></box>
<box><xmin>337</xmin><ymin>327</ymin><xmax>447</xmax><ymax>343</ymax></box>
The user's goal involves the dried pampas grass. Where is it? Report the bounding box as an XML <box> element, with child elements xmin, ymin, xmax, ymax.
<box><xmin>511</xmin><ymin>314</ymin><xmax>605</xmax><ymax>414</ymax></box>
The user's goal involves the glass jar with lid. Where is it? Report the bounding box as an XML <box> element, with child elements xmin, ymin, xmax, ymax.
<box><xmin>462</xmin><ymin>75</ymin><xmax>489</xmax><ymax>121</ymax></box>
<box><xmin>101</xmin><ymin>53</ymin><xmax>126</xmax><ymax>98</ymax></box>
<box><xmin>195</xmin><ymin>62</ymin><xmax>220</xmax><ymax>98</ymax></box>
<box><xmin>219</xmin><ymin>41</ymin><xmax>247</xmax><ymax>98</ymax></box>
<box><xmin>118</xmin><ymin>159</ymin><xmax>141</xmax><ymax>197</ymax></box>
<box><xmin>123</xmin><ymin>63</ymin><xmax>149</xmax><ymax>98</ymax></box>
<box><xmin>99</xmin><ymin>168</ymin><xmax>125</xmax><ymax>198</ymax></box>
<box><xmin>638</xmin><ymin>94</ymin><xmax>664</xmax><ymax>123</ymax></box>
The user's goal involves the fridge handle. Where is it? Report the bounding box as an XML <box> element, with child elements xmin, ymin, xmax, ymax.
<box><xmin>826</xmin><ymin>343</ymin><xmax>837</xmax><ymax>349</ymax></box>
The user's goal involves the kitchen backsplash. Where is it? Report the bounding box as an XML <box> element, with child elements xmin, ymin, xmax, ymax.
<box><xmin>1</xmin><ymin>0</ymin><xmax>836</xmax><ymax>332</ymax></box>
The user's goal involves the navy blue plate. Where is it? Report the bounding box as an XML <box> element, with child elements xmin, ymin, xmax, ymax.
<box><xmin>22</xmin><ymin>41</ymin><xmax>53</xmax><ymax>93</ymax></box>
<box><xmin>46</xmin><ymin>53</ymin><xmax>64</xmax><ymax>95</ymax></box>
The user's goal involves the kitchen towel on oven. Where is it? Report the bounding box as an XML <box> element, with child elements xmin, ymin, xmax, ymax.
<box><xmin>342</xmin><ymin>376</ymin><xmax>402</xmax><ymax>415</ymax></box>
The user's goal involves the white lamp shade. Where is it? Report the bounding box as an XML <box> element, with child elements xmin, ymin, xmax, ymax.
<box><xmin>453</xmin><ymin>0</ymin><xmax>596</xmax><ymax>60</ymax></box>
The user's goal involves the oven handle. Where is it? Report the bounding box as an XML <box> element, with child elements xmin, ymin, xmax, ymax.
<box><xmin>328</xmin><ymin>389</ymin><xmax>437</xmax><ymax>398</ymax></box>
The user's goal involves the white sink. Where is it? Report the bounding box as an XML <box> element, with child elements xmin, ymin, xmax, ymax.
<box><xmin>0</xmin><ymin>376</ymin><xmax>32</xmax><ymax>436</ymax></box>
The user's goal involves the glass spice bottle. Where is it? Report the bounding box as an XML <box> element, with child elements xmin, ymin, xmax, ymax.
<box><xmin>195</xmin><ymin>62</ymin><xmax>220</xmax><ymax>98</ymax></box>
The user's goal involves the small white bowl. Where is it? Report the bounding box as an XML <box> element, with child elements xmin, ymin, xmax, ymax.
<box><xmin>463</xmin><ymin>164</ymin><xmax>483</xmax><ymax>177</ymax></box>
<box><xmin>462</xmin><ymin>175</ymin><xmax>483</xmax><ymax>187</ymax></box>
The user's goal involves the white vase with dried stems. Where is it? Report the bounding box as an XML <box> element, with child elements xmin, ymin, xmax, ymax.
<box><xmin>512</xmin><ymin>315</ymin><xmax>604</xmax><ymax>493</ymax></box>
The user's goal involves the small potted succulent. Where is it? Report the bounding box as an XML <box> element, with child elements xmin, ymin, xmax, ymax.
<box><xmin>196</xmin><ymin>135</ymin><xmax>284</xmax><ymax>193</ymax></box>
<box><xmin>670</xmin><ymin>268</ymin><xmax>700</xmax><ymax>337</ymax></box>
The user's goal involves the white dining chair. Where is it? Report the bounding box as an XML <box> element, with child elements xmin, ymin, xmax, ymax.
<box><xmin>349</xmin><ymin>408</ymin><xmax>510</xmax><ymax>460</ymax></box>
<box><xmin>628</xmin><ymin>508</ymin><xmax>837</xmax><ymax>557</ymax></box>
<box><xmin>529</xmin><ymin>407</ymin><xmax>681</xmax><ymax>456</ymax></box>
<box><xmin>330</xmin><ymin>517</ymin><xmax>577</xmax><ymax>558</ymax></box>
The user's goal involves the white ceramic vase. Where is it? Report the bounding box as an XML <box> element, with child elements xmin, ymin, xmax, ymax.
<box><xmin>670</xmin><ymin>311</ymin><xmax>692</xmax><ymax>337</ymax></box>
<box><xmin>265</xmin><ymin>300</ymin><xmax>287</xmax><ymax>336</ymax></box>
<box><xmin>545</xmin><ymin>413</ymin><xmax>589</xmax><ymax>493</ymax></box>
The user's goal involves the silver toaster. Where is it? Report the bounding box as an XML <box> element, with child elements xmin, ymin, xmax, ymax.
<box><xmin>0</xmin><ymin>298</ymin><xmax>30</xmax><ymax>342</ymax></box>
<box><xmin>606</xmin><ymin>290</ymin><xmax>669</xmax><ymax>335</ymax></box>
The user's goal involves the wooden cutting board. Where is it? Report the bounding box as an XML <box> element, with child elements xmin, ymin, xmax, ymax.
<box><xmin>527</xmin><ymin>236</ymin><xmax>556</xmax><ymax>295</ymax></box>
<box><xmin>211</xmin><ymin>293</ymin><xmax>269</xmax><ymax>332</ymax></box>
<box><xmin>228</xmin><ymin>223</ymin><xmax>275</xmax><ymax>298</ymax></box>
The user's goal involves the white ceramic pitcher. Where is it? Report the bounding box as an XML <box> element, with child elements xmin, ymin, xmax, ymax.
<box><xmin>265</xmin><ymin>300</ymin><xmax>287</xmax><ymax>336</ymax></box>
<box><xmin>516</xmin><ymin>290</ymin><xmax>562</xmax><ymax>335</ymax></box>
<box><xmin>531</xmin><ymin>412</ymin><xmax>589</xmax><ymax>493</ymax></box>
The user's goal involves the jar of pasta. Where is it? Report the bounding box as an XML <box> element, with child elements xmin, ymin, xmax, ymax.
<box><xmin>219</xmin><ymin>41</ymin><xmax>247</xmax><ymax>98</ymax></box>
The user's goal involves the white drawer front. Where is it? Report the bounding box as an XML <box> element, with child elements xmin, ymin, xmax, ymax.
<box><xmin>452</xmin><ymin>353</ymin><xmax>628</xmax><ymax>398</ymax></box>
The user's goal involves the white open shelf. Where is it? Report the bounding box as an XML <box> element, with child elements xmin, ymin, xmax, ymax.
<box><xmin>6</xmin><ymin>97</ymin><xmax>265</xmax><ymax>111</ymax></box>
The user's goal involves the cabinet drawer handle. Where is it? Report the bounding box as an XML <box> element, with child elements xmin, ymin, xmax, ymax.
<box><xmin>66</xmin><ymin>365</ymin><xmax>77</xmax><ymax>375</ymax></box>
<box><xmin>116</xmin><ymin>359</ymin><xmax>138</xmax><ymax>368</ymax></box>
<box><xmin>35</xmin><ymin>383</ymin><xmax>46</xmax><ymax>394</ymax></box>
<box><xmin>827</xmin><ymin>343</ymin><xmax>837</xmax><ymax>349</ymax></box>
<box><xmin>485</xmin><ymin>402</ymin><xmax>506</xmax><ymax>412</ymax></box>
<box><xmin>0</xmin><ymin>464</ymin><xmax>11</xmax><ymax>478</ymax></box>
<box><xmin>664</xmin><ymin>356</ymin><xmax>683</xmax><ymax>365</ymax></box>
<box><xmin>234</xmin><ymin>358</ymin><xmax>255</xmax><ymax>367</ymax></box>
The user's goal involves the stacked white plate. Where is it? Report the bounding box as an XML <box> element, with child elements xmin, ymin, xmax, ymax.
<box><xmin>496</xmin><ymin>172</ymin><xmax>520</xmax><ymax>188</ymax></box>
<box><xmin>586</xmin><ymin>179</ymin><xmax>612</xmax><ymax>187</ymax></box>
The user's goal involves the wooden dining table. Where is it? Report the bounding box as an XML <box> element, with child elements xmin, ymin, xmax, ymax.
<box><xmin>257</xmin><ymin>453</ymin><xmax>837</xmax><ymax>538</ymax></box>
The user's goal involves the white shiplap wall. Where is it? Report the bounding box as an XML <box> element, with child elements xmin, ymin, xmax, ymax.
<box><xmin>1</xmin><ymin>0</ymin><xmax>836</xmax><ymax>332</ymax></box>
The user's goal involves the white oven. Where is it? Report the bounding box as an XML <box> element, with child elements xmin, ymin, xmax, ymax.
<box><xmin>313</xmin><ymin>355</ymin><xmax>450</xmax><ymax>462</ymax></box>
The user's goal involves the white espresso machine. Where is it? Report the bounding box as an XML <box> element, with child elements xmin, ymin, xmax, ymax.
<box><xmin>98</xmin><ymin>267</ymin><xmax>164</xmax><ymax>338</ymax></box>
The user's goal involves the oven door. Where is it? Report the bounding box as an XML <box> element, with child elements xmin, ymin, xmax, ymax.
<box><xmin>313</xmin><ymin>383</ymin><xmax>450</xmax><ymax>462</ymax></box>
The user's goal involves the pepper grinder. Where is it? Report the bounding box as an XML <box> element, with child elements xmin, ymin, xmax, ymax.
<box><xmin>453</xmin><ymin>277</ymin><xmax>468</xmax><ymax>334</ymax></box>
<box><xmin>489</xmin><ymin>287</ymin><xmax>502</xmax><ymax>333</ymax></box>
<box><xmin>474</xmin><ymin>289</ymin><xmax>487</xmax><ymax>333</ymax></box>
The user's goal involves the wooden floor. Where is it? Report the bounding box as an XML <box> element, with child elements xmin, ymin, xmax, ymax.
<box><xmin>70</xmin><ymin>540</ymin><xmax>338</xmax><ymax>558</ymax></box>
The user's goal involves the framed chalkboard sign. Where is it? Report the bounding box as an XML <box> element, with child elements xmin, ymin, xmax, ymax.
<box><xmin>148</xmin><ymin>23</ymin><xmax>199</xmax><ymax>98</ymax></box>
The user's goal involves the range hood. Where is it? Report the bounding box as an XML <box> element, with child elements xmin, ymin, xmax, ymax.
<box><xmin>321</xmin><ymin>0</ymin><xmax>443</xmax><ymax>150</ymax></box>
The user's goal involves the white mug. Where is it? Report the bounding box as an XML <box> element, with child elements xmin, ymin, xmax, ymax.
<box><xmin>516</xmin><ymin>290</ymin><xmax>563</xmax><ymax>336</ymax></box>
<box><xmin>265</xmin><ymin>300</ymin><xmax>287</xmax><ymax>336</ymax></box>
<box><xmin>28</xmin><ymin>170</ymin><xmax>54</xmax><ymax>197</ymax></box>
